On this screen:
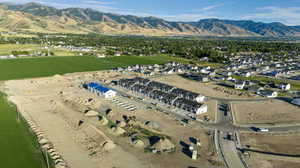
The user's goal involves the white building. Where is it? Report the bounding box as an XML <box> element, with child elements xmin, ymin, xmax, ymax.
<box><xmin>103</xmin><ymin>90</ymin><xmax>117</xmax><ymax>98</ymax></box>
<box><xmin>279</xmin><ymin>83</ymin><xmax>291</xmax><ymax>91</ymax></box>
<box><xmin>196</xmin><ymin>95</ymin><xmax>206</xmax><ymax>103</ymax></box>
<box><xmin>195</xmin><ymin>104</ymin><xmax>208</xmax><ymax>115</ymax></box>
<box><xmin>257</xmin><ymin>90</ymin><xmax>278</xmax><ymax>98</ymax></box>
<box><xmin>243</xmin><ymin>72</ymin><xmax>251</xmax><ymax>77</ymax></box>
<box><xmin>84</xmin><ymin>82</ymin><xmax>117</xmax><ymax>99</ymax></box>
<box><xmin>235</xmin><ymin>81</ymin><xmax>246</xmax><ymax>90</ymax></box>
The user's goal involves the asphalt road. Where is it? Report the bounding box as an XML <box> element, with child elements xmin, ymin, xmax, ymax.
<box><xmin>219</xmin><ymin>131</ymin><xmax>246</xmax><ymax>168</ymax></box>
<box><xmin>214</xmin><ymin>102</ymin><xmax>247</xmax><ymax>168</ymax></box>
<box><xmin>207</xmin><ymin>96</ymin><xmax>270</xmax><ymax>102</ymax></box>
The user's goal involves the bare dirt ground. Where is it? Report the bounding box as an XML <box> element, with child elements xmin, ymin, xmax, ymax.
<box><xmin>152</xmin><ymin>74</ymin><xmax>257</xmax><ymax>99</ymax></box>
<box><xmin>2</xmin><ymin>71</ymin><xmax>220</xmax><ymax>168</ymax></box>
<box><xmin>240</xmin><ymin>132</ymin><xmax>300</xmax><ymax>155</ymax></box>
<box><xmin>240</xmin><ymin>132</ymin><xmax>300</xmax><ymax>168</ymax></box>
<box><xmin>245</xmin><ymin>152</ymin><xmax>300</xmax><ymax>168</ymax></box>
<box><xmin>232</xmin><ymin>100</ymin><xmax>300</xmax><ymax>125</ymax></box>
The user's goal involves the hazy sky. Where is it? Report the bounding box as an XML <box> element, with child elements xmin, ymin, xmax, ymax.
<box><xmin>2</xmin><ymin>0</ymin><xmax>300</xmax><ymax>25</ymax></box>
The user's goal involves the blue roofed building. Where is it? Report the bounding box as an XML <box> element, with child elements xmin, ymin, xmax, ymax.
<box><xmin>83</xmin><ymin>82</ymin><xmax>117</xmax><ymax>99</ymax></box>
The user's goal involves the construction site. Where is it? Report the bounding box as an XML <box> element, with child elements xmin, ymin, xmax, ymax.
<box><xmin>2</xmin><ymin>71</ymin><xmax>219</xmax><ymax>168</ymax></box>
<box><xmin>2</xmin><ymin>69</ymin><xmax>300</xmax><ymax>168</ymax></box>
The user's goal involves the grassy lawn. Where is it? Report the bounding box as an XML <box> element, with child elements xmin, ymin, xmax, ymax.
<box><xmin>0</xmin><ymin>93</ymin><xmax>47</xmax><ymax>168</ymax></box>
<box><xmin>0</xmin><ymin>55</ymin><xmax>189</xmax><ymax>81</ymax></box>
<box><xmin>195</xmin><ymin>61</ymin><xmax>223</xmax><ymax>68</ymax></box>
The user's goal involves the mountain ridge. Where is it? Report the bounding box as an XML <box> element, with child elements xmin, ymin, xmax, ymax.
<box><xmin>0</xmin><ymin>2</ymin><xmax>300</xmax><ymax>37</ymax></box>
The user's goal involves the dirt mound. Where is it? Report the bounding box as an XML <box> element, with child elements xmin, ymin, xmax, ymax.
<box><xmin>131</xmin><ymin>139</ymin><xmax>144</xmax><ymax>148</ymax></box>
<box><xmin>103</xmin><ymin>141</ymin><xmax>116</xmax><ymax>151</ymax></box>
<box><xmin>84</xmin><ymin>110</ymin><xmax>99</xmax><ymax>117</ymax></box>
<box><xmin>99</xmin><ymin>116</ymin><xmax>108</xmax><ymax>126</ymax></box>
<box><xmin>116</xmin><ymin>121</ymin><xmax>127</xmax><ymax>128</ymax></box>
<box><xmin>152</xmin><ymin>138</ymin><xmax>175</xmax><ymax>153</ymax></box>
<box><xmin>144</xmin><ymin>121</ymin><xmax>161</xmax><ymax>130</ymax></box>
<box><xmin>111</xmin><ymin>126</ymin><xmax>126</xmax><ymax>136</ymax></box>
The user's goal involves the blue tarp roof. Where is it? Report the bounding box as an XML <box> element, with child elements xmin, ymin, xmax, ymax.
<box><xmin>86</xmin><ymin>82</ymin><xmax>110</xmax><ymax>93</ymax></box>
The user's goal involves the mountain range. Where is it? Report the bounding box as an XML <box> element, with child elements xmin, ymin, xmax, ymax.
<box><xmin>0</xmin><ymin>2</ymin><xmax>300</xmax><ymax>37</ymax></box>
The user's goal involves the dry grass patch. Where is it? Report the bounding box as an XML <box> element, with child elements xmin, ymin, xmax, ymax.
<box><xmin>232</xmin><ymin>100</ymin><xmax>300</xmax><ymax>125</ymax></box>
<box><xmin>240</xmin><ymin>132</ymin><xmax>300</xmax><ymax>155</ymax></box>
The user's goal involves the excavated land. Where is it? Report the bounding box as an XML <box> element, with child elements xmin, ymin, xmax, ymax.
<box><xmin>2</xmin><ymin>71</ymin><xmax>219</xmax><ymax>168</ymax></box>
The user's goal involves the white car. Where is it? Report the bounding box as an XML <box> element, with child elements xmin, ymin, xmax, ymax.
<box><xmin>259</xmin><ymin>128</ymin><xmax>269</xmax><ymax>132</ymax></box>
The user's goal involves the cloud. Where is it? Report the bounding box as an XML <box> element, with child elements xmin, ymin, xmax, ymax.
<box><xmin>242</xmin><ymin>6</ymin><xmax>300</xmax><ymax>25</ymax></box>
<box><xmin>202</xmin><ymin>4</ymin><xmax>223</xmax><ymax>11</ymax></box>
<box><xmin>157</xmin><ymin>3</ymin><xmax>222</xmax><ymax>22</ymax></box>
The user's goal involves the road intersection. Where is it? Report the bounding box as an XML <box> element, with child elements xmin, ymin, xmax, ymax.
<box><xmin>107</xmin><ymin>82</ymin><xmax>300</xmax><ymax>168</ymax></box>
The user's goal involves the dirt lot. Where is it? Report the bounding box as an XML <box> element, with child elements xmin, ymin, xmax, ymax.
<box><xmin>245</xmin><ymin>152</ymin><xmax>300</xmax><ymax>168</ymax></box>
<box><xmin>2</xmin><ymin>71</ymin><xmax>220</xmax><ymax>168</ymax></box>
<box><xmin>152</xmin><ymin>74</ymin><xmax>256</xmax><ymax>99</ymax></box>
<box><xmin>240</xmin><ymin>132</ymin><xmax>300</xmax><ymax>155</ymax></box>
<box><xmin>232</xmin><ymin>100</ymin><xmax>300</xmax><ymax>125</ymax></box>
<box><xmin>241</xmin><ymin>133</ymin><xmax>300</xmax><ymax>168</ymax></box>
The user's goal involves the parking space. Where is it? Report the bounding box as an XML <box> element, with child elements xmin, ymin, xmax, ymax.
<box><xmin>110</xmin><ymin>98</ymin><xmax>137</xmax><ymax>111</ymax></box>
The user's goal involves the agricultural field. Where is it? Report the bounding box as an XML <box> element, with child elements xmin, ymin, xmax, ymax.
<box><xmin>0</xmin><ymin>93</ymin><xmax>47</xmax><ymax>168</ymax></box>
<box><xmin>0</xmin><ymin>44</ymin><xmax>42</xmax><ymax>55</ymax></box>
<box><xmin>0</xmin><ymin>44</ymin><xmax>78</xmax><ymax>56</ymax></box>
<box><xmin>0</xmin><ymin>55</ymin><xmax>186</xmax><ymax>81</ymax></box>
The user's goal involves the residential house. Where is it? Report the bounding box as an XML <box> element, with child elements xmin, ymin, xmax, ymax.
<box><xmin>279</xmin><ymin>83</ymin><xmax>291</xmax><ymax>91</ymax></box>
<box><xmin>235</xmin><ymin>81</ymin><xmax>246</xmax><ymax>90</ymax></box>
<box><xmin>257</xmin><ymin>90</ymin><xmax>278</xmax><ymax>98</ymax></box>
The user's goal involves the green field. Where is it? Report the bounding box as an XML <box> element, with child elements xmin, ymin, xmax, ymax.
<box><xmin>0</xmin><ymin>55</ymin><xmax>189</xmax><ymax>81</ymax></box>
<box><xmin>0</xmin><ymin>93</ymin><xmax>47</xmax><ymax>168</ymax></box>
